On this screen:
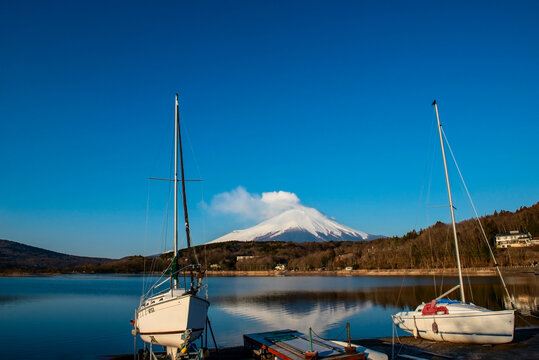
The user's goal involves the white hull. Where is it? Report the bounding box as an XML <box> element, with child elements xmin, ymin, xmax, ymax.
<box><xmin>136</xmin><ymin>290</ymin><xmax>209</xmax><ymax>349</ymax></box>
<box><xmin>392</xmin><ymin>302</ymin><xmax>514</xmax><ymax>344</ymax></box>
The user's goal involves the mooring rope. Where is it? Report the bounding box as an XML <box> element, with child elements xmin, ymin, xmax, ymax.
<box><xmin>310</xmin><ymin>324</ymin><xmax>348</xmax><ymax>342</ymax></box>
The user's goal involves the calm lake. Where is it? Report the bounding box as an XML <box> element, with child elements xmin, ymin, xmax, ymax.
<box><xmin>0</xmin><ymin>274</ymin><xmax>536</xmax><ymax>359</ymax></box>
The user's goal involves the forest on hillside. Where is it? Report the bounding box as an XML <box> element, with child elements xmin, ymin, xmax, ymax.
<box><xmin>4</xmin><ymin>202</ymin><xmax>537</xmax><ymax>274</ymax></box>
<box><xmin>112</xmin><ymin>201</ymin><xmax>539</xmax><ymax>273</ymax></box>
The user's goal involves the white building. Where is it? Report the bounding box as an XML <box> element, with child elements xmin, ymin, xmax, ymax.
<box><xmin>495</xmin><ymin>231</ymin><xmax>533</xmax><ymax>248</ymax></box>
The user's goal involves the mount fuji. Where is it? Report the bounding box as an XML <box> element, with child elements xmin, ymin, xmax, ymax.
<box><xmin>208</xmin><ymin>206</ymin><xmax>382</xmax><ymax>244</ymax></box>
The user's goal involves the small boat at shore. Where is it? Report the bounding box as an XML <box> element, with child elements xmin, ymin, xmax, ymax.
<box><xmin>133</xmin><ymin>94</ymin><xmax>209</xmax><ymax>358</ymax></box>
<box><xmin>244</xmin><ymin>329</ymin><xmax>388</xmax><ymax>360</ymax></box>
<box><xmin>392</xmin><ymin>101</ymin><xmax>515</xmax><ymax>344</ymax></box>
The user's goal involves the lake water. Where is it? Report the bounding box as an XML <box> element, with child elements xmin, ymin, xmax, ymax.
<box><xmin>0</xmin><ymin>273</ymin><xmax>536</xmax><ymax>359</ymax></box>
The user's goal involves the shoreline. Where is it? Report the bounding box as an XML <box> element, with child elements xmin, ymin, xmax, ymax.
<box><xmin>108</xmin><ymin>327</ymin><xmax>539</xmax><ymax>360</ymax></box>
<box><xmin>206</xmin><ymin>266</ymin><xmax>533</xmax><ymax>277</ymax></box>
<box><xmin>1</xmin><ymin>266</ymin><xmax>534</xmax><ymax>277</ymax></box>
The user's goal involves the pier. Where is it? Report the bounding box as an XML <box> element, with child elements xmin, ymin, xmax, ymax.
<box><xmin>111</xmin><ymin>327</ymin><xmax>538</xmax><ymax>360</ymax></box>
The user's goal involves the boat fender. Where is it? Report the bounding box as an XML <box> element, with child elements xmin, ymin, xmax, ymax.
<box><xmin>432</xmin><ymin>321</ymin><xmax>438</xmax><ymax>334</ymax></box>
<box><xmin>412</xmin><ymin>316</ymin><xmax>418</xmax><ymax>338</ymax></box>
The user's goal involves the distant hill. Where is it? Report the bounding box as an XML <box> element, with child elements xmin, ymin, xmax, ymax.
<box><xmin>197</xmin><ymin>201</ymin><xmax>539</xmax><ymax>271</ymax></box>
<box><xmin>209</xmin><ymin>206</ymin><xmax>383</xmax><ymax>244</ymax></box>
<box><xmin>0</xmin><ymin>239</ymin><xmax>113</xmax><ymax>273</ymax></box>
<box><xmin>2</xmin><ymin>201</ymin><xmax>537</xmax><ymax>273</ymax></box>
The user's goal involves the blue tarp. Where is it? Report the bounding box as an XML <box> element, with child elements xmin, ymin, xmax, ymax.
<box><xmin>437</xmin><ymin>299</ymin><xmax>460</xmax><ymax>304</ymax></box>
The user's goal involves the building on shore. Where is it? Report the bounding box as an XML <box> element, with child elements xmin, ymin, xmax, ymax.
<box><xmin>495</xmin><ymin>231</ymin><xmax>533</xmax><ymax>248</ymax></box>
<box><xmin>237</xmin><ymin>255</ymin><xmax>256</xmax><ymax>261</ymax></box>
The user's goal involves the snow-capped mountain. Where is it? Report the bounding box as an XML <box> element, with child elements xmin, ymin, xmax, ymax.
<box><xmin>208</xmin><ymin>206</ymin><xmax>381</xmax><ymax>244</ymax></box>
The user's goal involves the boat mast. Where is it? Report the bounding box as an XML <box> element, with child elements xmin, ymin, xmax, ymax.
<box><xmin>176</xmin><ymin>93</ymin><xmax>196</xmax><ymax>290</ymax></box>
<box><xmin>433</xmin><ymin>100</ymin><xmax>466</xmax><ymax>303</ymax></box>
<box><xmin>173</xmin><ymin>94</ymin><xmax>179</xmax><ymax>288</ymax></box>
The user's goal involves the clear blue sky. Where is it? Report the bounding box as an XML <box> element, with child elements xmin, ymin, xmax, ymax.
<box><xmin>1</xmin><ymin>1</ymin><xmax>538</xmax><ymax>258</ymax></box>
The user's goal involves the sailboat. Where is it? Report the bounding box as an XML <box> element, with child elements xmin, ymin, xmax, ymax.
<box><xmin>391</xmin><ymin>100</ymin><xmax>515</xmax><ymax>344</ymax></box>
<box><xmin>133</xmin><ymin>94</ymin><xmax>210</xmax><ymax>358</ymax></box>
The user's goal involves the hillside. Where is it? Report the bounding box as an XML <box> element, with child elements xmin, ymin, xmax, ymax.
<box><xmin>0</xmin><ymin>240</ymin><xmax>113</xmax><ymax>273</ymax></box>
<box><xmin>1</xmin><ymin>201</ymin><xmax>537</xmax><ymax>274</ymax></box>
<box><xmin>0</xmin><ymin>239</ymin><xmax>173</xmax><ymax>274</ymax></box>
<box><xmin>194</xmin><ymin>201</ymin><xmax>539</xmax><ymax>271</ymax></box>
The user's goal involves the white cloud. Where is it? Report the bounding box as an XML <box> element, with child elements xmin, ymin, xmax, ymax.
<box><xmin>209</xmin><ymin>186</ymin><xmax>301</xmax><ymax>221</ymax></box>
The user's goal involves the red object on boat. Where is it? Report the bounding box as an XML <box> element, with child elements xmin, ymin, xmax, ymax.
<box><xmin>422</xmin><ymin>300</ymin><xmax>449</xmax><ymax>315</ymax></box>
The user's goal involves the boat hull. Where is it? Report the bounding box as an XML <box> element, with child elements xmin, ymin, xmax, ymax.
<box><xmin>392</xmin><ymin>306</ymin><xmax>514</xmax><ymax>344</ymax></box>
<box><xmin>136</xmin><ymin>291</ymin><xmax>209</xmax><ymax>349</ymax></box>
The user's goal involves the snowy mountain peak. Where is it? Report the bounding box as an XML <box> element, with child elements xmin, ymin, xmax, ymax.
<box><xmin>208</xmin><ymin>205</ymin><xmax>377</xmax><ymax>244</ymax></box>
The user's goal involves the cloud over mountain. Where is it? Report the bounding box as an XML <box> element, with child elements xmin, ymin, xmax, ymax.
<box><xmin>209</xmin><ymin>186</ymin><xmax>302</xmax><ymax>221</ymax></box>
<box><xmin>208</xmin><ymin>187</ymin><xmax>381</xmax><ymax>244</ymax></box>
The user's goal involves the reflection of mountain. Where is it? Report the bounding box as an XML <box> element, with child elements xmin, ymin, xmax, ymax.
<box><xmin>217</xmin><ymin>293</ymin><xmax>372</xmax><ymax>334</ymax></box>
<box><xmin>0</xmin><ymin>295</ymin><xmax>25</xmax><ymax>306</ymax></box>
<box><xmin>212</xmin><ymin>279</ymin><xmax>539</xmax><ymax>338</ymax></box>
<box><xmin>212</xmin><ymin>279</ymin><xmax>539</xmax><ymax>315</ymax></box>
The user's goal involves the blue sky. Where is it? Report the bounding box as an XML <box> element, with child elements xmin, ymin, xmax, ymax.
<box><xmin>1</xmin><ymin>1</ymin><xmax>538</xmax><ymax>258</ymax></box>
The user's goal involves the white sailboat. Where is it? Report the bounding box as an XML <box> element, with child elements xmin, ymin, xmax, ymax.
<box><xmin>392</xmin><ymin>100</ymin><xmax>515</xmax><ymax>344</ymax></box>
<box><xmin>134</xmin><ymin>94</ymin><xmax>209</xmax><ymax>358</ymax></box>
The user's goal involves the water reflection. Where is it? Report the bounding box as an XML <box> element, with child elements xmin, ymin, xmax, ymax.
<box><xmin>503</xmin><ymin>274</ymin><xmax>539</xmax><ymax>316</ymax></box>
<box><xmin>0</xmin><ymin>274</ymin><xmax>536</xmax><ymax>359</ymax></box>
<box><xmin>218</xmin><ymin>292</ymin><xmax>373</xmax><ymax>333</ymax></box>
<box><xmin>207</xmin><ymin>274</ymin><xmax>538</xmax><ymax>346</ymax></box>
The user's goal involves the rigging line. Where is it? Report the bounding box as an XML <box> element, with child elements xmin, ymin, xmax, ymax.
<box><xmin>440</xmin><ymin>127</ymin><xmax>514</xmax><ymax>306</ymax></box>
<box><xmin>165</xmin><ymin>131</ymin><xmax>175</xmax><ymax>253</ymax></box>
<box><xmin>149</xmin><ymin>133</ymin><xmax>175</xmax><ymax>283</ymax></box>
<box><xmin>438</xmin><ymin>258</ymin><xmax>445</xmax><ymax>296</ymax></box>
<box><xmin>425</xmin><ymin>113</ymin><xmax>438</xmax><ymax>295</ymax></box>
<box><xmin>516</xmin><ymin>313</ymin><xmax>534</xmax><ymax>325</ymax></box>
<box><xmin>143</xmin><ymin>179</ymin><xmax>151</xmax><ymax>295</ymax></box>
<box><xmin>201</xmin><ymin>180</ymin><xmax>207</xmax><ymax>247</ymax></box>
<box><xmin>395</xmin><ymin>273</ymin><xmax>406</xmax><ymax>306</ymax></box>
<box><xmin>144</xmin><ymin>112</ymin><xmax>176</xmax><ymax>292</ymax></box>
<box><xmin>178</xmin><ymin>115</ymin><xmax>204</xmax><ymax>268</ymax></box>
<box><xmin>182</xmin><ymin>117</ymin><xmax>204</xmax><ymax>184</ymax></box>
<box><xmin>145</xmin><ymin>133</ymin><xmax>173</xmax><ymax>286</ymax></box>
<box><xmin>178</xmin><ymin>103</ymin><xmax>204</xmax><ymax>253</ymax></box>
<box><xmin>419</xmin><ymin>111</ymin><xmax>439</xmax><ymax>225</ymax></box>
<box><xmin>148</xmin><ymin>166</ymin><xmax>174</xmax><ymax>283</ymax></box>
<box><xmin>465</xmin><ymin>270</ymin><xmax>475</xmax><ymax>304</ymax></box>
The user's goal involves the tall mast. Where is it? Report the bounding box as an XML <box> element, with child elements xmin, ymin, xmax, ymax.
<box><xmin>173</xmin><ymin>94</ymin><xmax>179</xmax><ymax>288</ymax></box>
<box><xmin>433</xmin><ymin>100</ymin><xmax>466</xmax><ymax>303</ymax></box>
<box><xmin>176</xmin><ymin>93</ymin><xmax>196</xmax><ymax>290</ymax></box>
<box><xmin>177</xmin><ymin>96</ymin><xmax>192</xmax><ymax>250</ymax></box>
